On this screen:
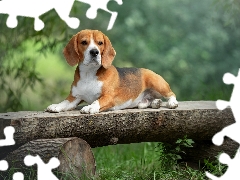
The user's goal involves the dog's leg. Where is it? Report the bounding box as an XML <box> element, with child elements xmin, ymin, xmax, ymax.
<box><xmin>80</xmin><ymin>95</ymin><xmax>114</xmax><ymax>114</ymax></box>
<box><xmin>80</xmin><ymin>100</ymin><xmax>101</xmax><ymax>114</ymax></box>
<box><xmin>138</xmin><ymin>98</ymin><xmax>151</xmax><ymax>109</ymax></box>
<box><xmin>46</xmin><ymin>94</ymin><xmax>81</xmax><ymax>112</ymax></box>
<box><xmin>137</xmin><ymin>90</ymin><xmax>163</xmax><ymax>109</ymax></box>
<box><xmin>142</xmin><ymin>69</ymin><xmax>178</xmax><ymax>109</ymax></box>
<box><xmin>165</xmin><ymin>96</ymin><xmax>178</xmax><ymax>109</ymax></box>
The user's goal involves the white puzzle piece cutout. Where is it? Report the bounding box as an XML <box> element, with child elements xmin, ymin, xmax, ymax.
<box><xmin>0</xmin><ymin>126</ymin><xmax>61</xmax><ymax>179</ymax></box>
<box><xmin>13</xmin><ymin>172</ymin><xmax>24</xmax><ymax>180</ymax></box>
<box><xmin>0</xmin><ymin>126</ymin><xmax>15</xmax><ymax>146</ymax></box>
<box><xmin>75</xmin><ymin>0</ymin><xmax>123</xmax><ymax>30</ymax></box>
<box><xmin>0</xmin><ymin>0</ymin><xmax>123</xmax><ymax>31</ymax></box>
<box><xmin>0</xmin><ymin>126</ymin><xmax>15</xmax><ymax>171</ymax></box>
<box><xmin>206</xmin><ymin>150</ymin><xmax>240</xmax><ymax>180</ymax></box>
<box><xmin>0</xmin><ymin>0</ymin><xmax>79</xmax><ymax>31</ymax></box>
<box><xmin>206</xmin><ymin>69</ymin><xmax>240</xmax><ymax>179</ymax></box>
<box><xmin>24</xmin><ymin>155</ymin><xmax>60</xmax><ymax>180</ymax></box>
<box><xmin>0</xmin><ymin>126</ymin><xmax>22</xmax><ymax>179</ymax></box>
<box><xmin>0</xmin><ymin>160</ymin><xmax>8</xmax><ymax>171</ymax></box>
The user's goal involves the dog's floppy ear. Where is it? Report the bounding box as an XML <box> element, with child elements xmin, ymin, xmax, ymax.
<box><xmin>101</xmin><ymin>34</ymin><xmax>116</xmax><ymax>69</ymax></box>
<box><xmin>63</xmin><ymin>34</ymin><xmax>82</xmax><ymax>66</ymax></box>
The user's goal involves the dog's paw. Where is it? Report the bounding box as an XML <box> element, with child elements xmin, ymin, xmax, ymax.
<box><xmin>46</xmin><ymin>104</ymin><xmax>65</xmax><ymax>113</ymax></box>
<box><xmin>138</xmin><ymin>99</ymin><xmax>150</xmax><ymax>109</ymax></box>
<box><xmin>46</xmin><ymin>100</ymin><xmax>74</xmax><ymax>112</ymax></box>
<box><xmin>46</xmin><ymin>104</ymin><xmax>61</xmax><ymax>112</ymax></box>
<box><xmin>166</xmin><ymin>96</ymin><xmax>178</xmax><ymax>109</ymax></box>
<box><xmin>80</xmin><ymin>101</ymin><xmax>100</xmax><ymax>114</ymax></box>
<box><xmin>151</xmin><ymin>99</ymin><xmax>162</xmax><ymax>109</ymax></box>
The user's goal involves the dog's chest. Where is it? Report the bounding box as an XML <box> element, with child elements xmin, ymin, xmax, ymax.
<box><xmin>72</xmin><ymin>72</ymin><xmax>103</xmax><ymax>104</ymax></box>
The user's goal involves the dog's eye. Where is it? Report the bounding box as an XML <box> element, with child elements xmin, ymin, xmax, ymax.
<box><xmin>81</xmin><ymin>41</ymin><xmax>87</xmax><ymax>45</ymax></box>
<box><xmin>98</xmin><ymin>41</ymin><xmax>103</xmax><ymax>45</ymax></box>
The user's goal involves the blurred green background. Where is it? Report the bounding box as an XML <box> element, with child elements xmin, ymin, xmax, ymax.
<box><xmin>0</xmin><ymin>0</ymin><xmax>239</xmax><ymax>112</ymax></box>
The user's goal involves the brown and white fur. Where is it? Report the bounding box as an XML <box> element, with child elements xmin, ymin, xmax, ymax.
<box><xmin>46</xmin><ymin>29</ymin><xmax>178</xmax><ymax>114</ymax></box>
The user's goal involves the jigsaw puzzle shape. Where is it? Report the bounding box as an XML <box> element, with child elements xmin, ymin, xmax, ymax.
<box><xmin>13</xmin><ymin>172</ymin><xmax>24</xmax><ymax>180</ymax></box>
<box><xmin>0</xmin><ymin>160</ymin><xmax>8</xmax><ymax>171</ymax></box>
<box><xmin>77</xmin><ymin>0</ymin><xmax>123</xmax><ymax>30</ymax></box>
<box><xmin>0</xmin><ymin>127</ymin><xmax>60</xmax><ymax>179</ymax></box>
<box><xmin>213</xmin><ymin>69</ymin><xmax>240</xmax><ymax>146</ymax></box>
<box><xmin>0</xmin><ymin>126</ymin><xmax>15</xmax><ymax>172</ymax></box>
<box><xmin>0</xmin><ymin>126</ymin><xmax>15</xmax><ymax>146</ymax></box>
<box><xmin>206</xmin><ymin>149</ymin><xmax>240</xmax><ymax>179</ymax></box>
<box><xmin>206</xmin><ymin>68</ymin><xmax>240</xmax><ymax>179</ymax></box>
<box><xmin>0</xmin><ymin>0</ymin><xmax>80</xmax><ymax>31</ymax></box>
<box><xmin>24</xmin><ymin>155</ymin><xmax>60</xmax><ymax>180</ymax></box>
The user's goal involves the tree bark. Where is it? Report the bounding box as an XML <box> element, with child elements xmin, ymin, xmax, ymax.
<box><xmin>182</xmin><ymin>138</ymin><xmax>239</xmax><ymax>163</ymax></box>
<box><xmin>0</xmin><ymin>101</ymin><xmax>236</xmax><ymax>161</ymax></box>
<box><xmin>5</xmin><ymin>137</ymin><xmax>96</xmax><ymax>179</ymax></box>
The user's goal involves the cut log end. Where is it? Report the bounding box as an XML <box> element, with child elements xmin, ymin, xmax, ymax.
<box><xmin>58</xmin><ymin>137</ymin><xmax>96</xmax><ymax>178</ymax></box>
<box><xmin>5</xmin><ymin>137</ymin><xmax>96</xmax><ymax>179</ymax></box>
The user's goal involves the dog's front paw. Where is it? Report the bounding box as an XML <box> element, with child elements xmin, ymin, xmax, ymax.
<box><xmin>46</xmin><ymin>104</ymin><xmax>65</xmax><ymax>113</ymax></box>
<box><xmin>166</xmin><ymin>96</ymin><xmax>178</xmax><ymax>109</ymax></box>
<box><xmin>80</xmin><ymin>101</ymin><xmax>100</xmax><ymax>114</ymax></box>
<box><xmin>46</xmin><ymin>100</ymin><xmax>74</xmax><ymax>112</ymax></box>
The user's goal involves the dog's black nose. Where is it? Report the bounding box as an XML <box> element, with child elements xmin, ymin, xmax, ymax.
<box><xmin>90</xmin><ymin>49</ymin><xmax>99</xmax><ymax>57</ymax></box>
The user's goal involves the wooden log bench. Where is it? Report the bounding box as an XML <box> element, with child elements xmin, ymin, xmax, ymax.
<box><xmin>0</xmin><ymin>101</ymin><xmax>237</xmax><ymax>178</ymax></box>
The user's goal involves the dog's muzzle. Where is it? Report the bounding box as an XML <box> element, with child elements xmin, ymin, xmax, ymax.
<box><xmin>90</xmin><ymin>49</ymin><xmax>99</xmax><ymax>57</ymax></box>
<box><xmin>87</xmin><ymin>48</ymin><xmax>101</xmax><ymax>65</ymax></box>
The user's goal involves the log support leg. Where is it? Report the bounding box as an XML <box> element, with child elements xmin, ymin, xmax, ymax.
<box><xmin>5</xmin><ymin>137</ymin><xmax>96</xmax><ymax>179</ymax></box>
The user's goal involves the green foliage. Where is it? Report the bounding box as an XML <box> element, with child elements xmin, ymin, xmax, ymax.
<box><xmin>0</xmin><ymin>6</ymin><xmax>85</xmax><ymax>112</ymax></box>
<box><xmin>93</xmin><ymin>142</ymin><xmax>206</xmax><ymax>180</ymax></box>
<box><xmin>213</xmin><ymin>0</ymin><xmax>240</xmax><ymax>26</ymax></box>
<box><xmin>1</xmin><ymin>0</ymin><xmax>240</xmax><ymax>111</ymax></box>
<box><xmin>109</xmin><ymin>0</ymin><xmax>240</xmax><ymax>101</ymax></box>
<box><xmin>156</xmin><ymin>136</ymin><xmax>195</xmax><ymax>171</ymax></box>
<box><xmin>204</xmin><ymin>156</ymin><xmax>227</xmax><ymax>177</ymax></box>
<box><xmin>0</xmin><ymin>45</ymin><xmax>42</xmax><ymax>112</ymax></box>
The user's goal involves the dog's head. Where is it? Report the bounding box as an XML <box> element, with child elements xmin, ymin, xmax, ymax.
<box><xmin>63</xmin><ymin>29</ymin><xmax>116</xmax><ymax>69</ymax></box>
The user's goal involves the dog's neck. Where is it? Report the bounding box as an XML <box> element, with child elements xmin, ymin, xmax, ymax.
<box><xmin>79</xmin><ymin>63</ymin><xmax>102</xmax><ymax>78</ymax></box>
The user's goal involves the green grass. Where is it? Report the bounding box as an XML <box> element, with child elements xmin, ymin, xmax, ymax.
<box><xmin>92</xmin><ymin>137</ymin><xmax>226</xmax><ymax>180</ymax></box>
<box><xmin>92</xmin><ymin>142</ymin><xmax>208</xmax><ymax>180</ymax></box>
<box><xmin>93</xmin><ymin>141</ymin><xmax>227</xmax><ymax>180</ymax></box>
<box><xmin>93</xmin><ymin>143</ymin><xmax>158</xmax><ymax>179</ymax></box>
<box><xmin>87</xmin><ymin>143</ymin><xmax>211</xmax><ymax>180</ymax></box>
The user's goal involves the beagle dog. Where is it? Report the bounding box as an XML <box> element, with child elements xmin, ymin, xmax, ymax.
<box><xmin>46</xmin><ymin>29</ymin><xmax>178</xmax><ymax>113</ymax></box>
